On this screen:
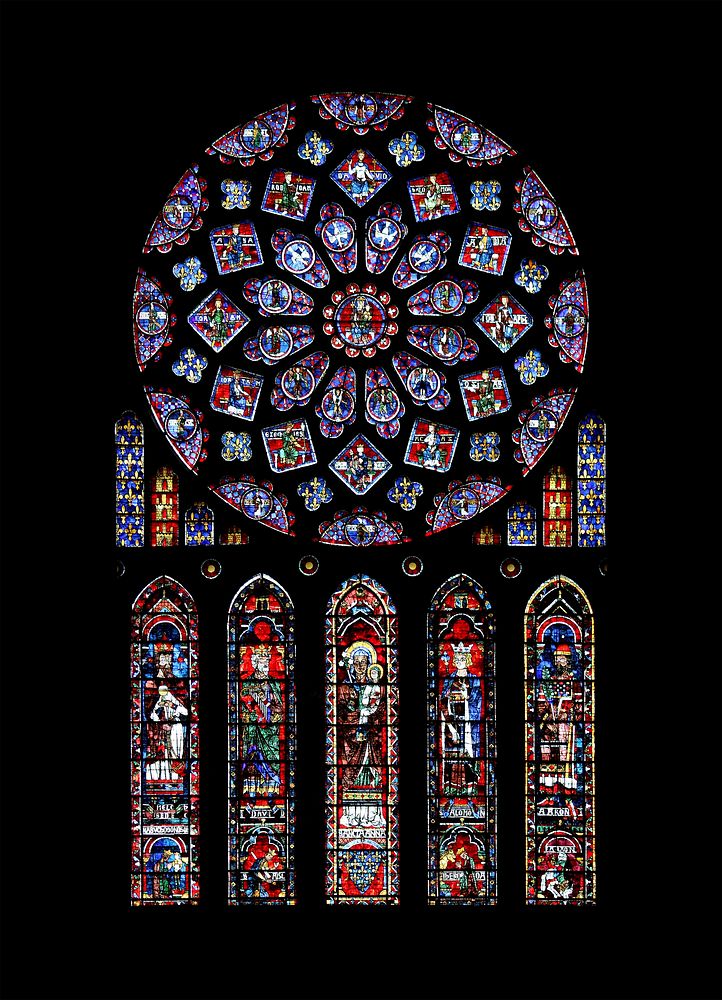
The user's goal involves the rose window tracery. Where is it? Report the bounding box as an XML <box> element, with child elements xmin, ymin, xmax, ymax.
<box><xmin>133</xmin><ymin>92</ymin><xmax>589</xmax><ymax>544</ymax></box>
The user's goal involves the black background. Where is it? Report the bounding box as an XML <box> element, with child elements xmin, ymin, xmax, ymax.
<box><xmin>2</xmin><ymin>3</ymin><xmax>721</xmax><ymax>999</ymax></box>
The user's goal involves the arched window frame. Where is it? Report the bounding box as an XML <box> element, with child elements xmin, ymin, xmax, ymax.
<box><xmin>184</xmin><ymin>501</ymin><xmax>214</xmax><ymax>546</ymax></box>
<box><xmin>543</xmin><ymin>465</ymin><xmax>572</xmax><ymax>547</ymax></box>
<box><xmin>115</xmin><ymin>411</ymin><xmax>144</xmax><ymax>547</ymax></box>
<box><xmin>507</xmin><ymin>500</ymin><xmax>537</xmax><ymax>545</ymax></box>
<box><xmin>325</xmin><ymin>574</ymin><xmax>399</xmax><ymax>904</ymax></box>
<box><xmin>151</xmin><ymin>466</ymin><xmax>179</xmax><ymax>546</ymax></box>
<box><xmin>577</xmin><ymin>412</ymin><xmax>606</xmax><ymax>547</ymax></box>
<box><xmin>427</xmin><ymin>574</ymin><xmax>497</xmax><ymax>904</ymax></box>
<box><xmin>524</xmin><ymin>574</ymin><xmax>595</xmax><ymax>905</ymax></box>
<box><xmin>131</xmin><ymin>575</ymin><xmax>199</xmax><ymax>905</ymax></box>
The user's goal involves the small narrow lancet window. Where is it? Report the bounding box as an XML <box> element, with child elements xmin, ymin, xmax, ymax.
<box><xmin>116</xmin><ymin>412</ymin><xmax>144</xmax><ymax>547</ymax></box>
<box><xmin>543</xmin><ymin>466</ymin><xmax>572</xmax><ymax>546</ymax></box>
<box><xmin>473</xmin><ymin>526</ymin><xmax>501</xmax><ymax>545</ymax></box>
<box><xmin>185</xmin><ymin>501</ymin><xmax>214</xmax><ymax>545</ymax></box>
<box><xmin>577</xmin><ymin>413</ymin><xmax>606</xmax><ymax>547</ymax></box>
<box><xmin>508</xmin><ymin>501</ymin><xmax>536</xmax><ymax>545</ymax></box>
<box><xmin>151</xmin><ymin>467</ymin><xmax>179</xmax><ymax>546</ymax></box>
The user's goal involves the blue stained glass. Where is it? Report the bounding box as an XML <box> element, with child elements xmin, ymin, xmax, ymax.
<box><xmin>116</xmin><ymin>412</ymin><xmax>144</xmax><ymax>547</ymax></box>
<box><xmin>577</xmin><ymin>413</ymin><xmax>606</xmax><ymax>546</ymax></box>
<box><xmin>508</xmin><ymin>501</ymin><xmax>536</xmax><ymax>545</ymax></box>
<box><xmin>185</xmin><ymin>503</ymin><xmax>214</xmax><ymax>546</ymax></box>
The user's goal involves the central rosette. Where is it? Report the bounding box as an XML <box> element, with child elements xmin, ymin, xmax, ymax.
<box><xmin>323</xmin><ymin>282</ymin><xmax>398</xmax><ymax>357</ymax></box>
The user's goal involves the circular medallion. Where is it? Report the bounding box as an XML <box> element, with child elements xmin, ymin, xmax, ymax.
<box><xmin>430</xmin><ymin>279</ymin><xmax>463</xmax><ymax>314</ymax></box>
<box><xmin>527</xmin><ymin>195</ymin><xmax>558</xmax><ymax>231</ymax></box>
<box><xmin>429</xmin><ymin>326</ymin><xmax>463</xmax><ymax>361</ymax></box>
<box><xmin>554</xmin><ymin>304</ymin><xmax>586</xmax><ymax>340</ymax></box>
<box><xmin>450</xmin><ymin>122</ymin><xmax>483</xmax><ymax>156</ymax></box>
<box><xmin>164</xmin><ymin>406</ymin><xmax>198</xmax><ymax>442</ymax></box>
<box><xmin>409</xmin><ymin>239</ymin><xmax>441</xmax><ymax>273</ymax></box>
<box><xmin>259</xmin><ymin>279</ymin><xmax>293</xmax><ymax>313</ymax></box>
<box><xmin>335</xmin><ymin>292</ymin><xmax>386</xmax><ymax>348</ymax></box>
<box><xmin>448</xmin><ymin>487</ymin><xmax>480</xmax><ymax>520</ymax></box>
<box><xmin>259</xmin><ymin>326</ymin><xmax>294</xmax><ymax>361</ymax></box>
<box><xmin>402</xmin><ymin>556</ymin><xmax>423</xmax><ymax>577</ymax></box>
<box><xmin>321</xmin><ymin>387</ymin><xmax>354</xmax><ymax>422</ymax></box>
<box><xmin>241</xmin><ymin>119</ymin><xmax>272</xmax><ymax>152</ymax></box>
<box><xmin>500</xmin><ymin>557</ymin><xmax>522</xmax><ymax>579</ymax></box>
<box><xmin>281</xmin><ymin>365</ymin><xmax>315</xmax><ymax>401</ymax></box>
<box><xmin>136</xmin><ymin>300</ymin><xmax>168</xmax><ymax>338</ymax></box>
<box><xmin>366</xmin><ymin>386</ymin><xmax>400</xmax><ymax>422</ymax></box>
<box><xmin>299</xmin><ymin>554</ymin><xmax>319</xmax><ymax>576</ymax></box>
<box><xmin>527</xmin><ymin>407</ymin><xmax>558</xmax><ymax>443</ymax></box>
<box><xmin>407</xmin><ymin>366</ymin><xmax>440</xmax><ymax>402</ymax></box>
<box><xmin>281</xmin><ymin>239</ymin><xmax>315</xmax><ymax>274</ymax></box>
<box><xmin>321</xmin><ymin>217</ymin><xmax>355</xmax><ymax>252</ymax></box>
<box><xmin>344</xmin><ymin>513</ymin><xmax>378</xmax><ymax>546</ymax></box>
<box><xmin>346</xmin><ymin>94</ymin><xmax>377</xmax><ymax>125</ymax></box>
<box><xmin>241</xmin><ymin>487</ymin><xmax>273</xmax><ymax>520</ymax></box>
<box><xmin>162</xmin><ymin>194</ymin><xmax>194</xmax><ymax>230</ymax></box>
<box><xmin>368</xmin><ymin>217</ymin><xmax>402</xmax><ymax>252</ymax></box>
<box><xmin>201</xmin><ymin>559</ymin><xmax>222</xmax><ymax>579</ymax></box>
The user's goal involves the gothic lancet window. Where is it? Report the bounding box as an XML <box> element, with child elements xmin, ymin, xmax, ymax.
<box><xmin>325</xmin><ymin>574</ymin><xmax>398</xmax><ymax>903</ymax></box>
<box><xmin>228</xmin><ymin>574</ymin><xmax>296</xmax><ymax>903</ymax></box>
<box><xmin>151</xmin><ymin>467</ymin><xmax>179</xmax><ymax>546</ymax></box>
<box><xmin>577</xmin><ymin>413</ymin><xmax>606</xmax><ymax>547</ymax></box>
<box><xmin>131</xmin><ymin>575</ymin><xmax>199</xmax><ymax>905</ymax></box>
<box><xmin>116</xmin><ymin>87</ymin><xmax>605</xmax><ymax>910</ymax></box>
<box><xmin>508</xmin><ymin>501</ymin><xmax>537</xmax><ymax>545</ymax></box>
<box><xmin>427</xmin><ymin>574</ymin><xmax>496</xmax><ymax>904</ymax></box>
<box><xmin>543</xmin><ymin>465</ymin><xmax>572</xmax><ymax>546</ymax></box>
<box><xmin>115</xmin><ymin>412</ymin><xmax>144</xmax><ymax>547</ymax></box>
<box><xmin>184</xmin><ymin>501</ymin><xmax>214</xmax><ymax>545</ymax></box>
<box><xmin>524</xmin><ymin>575</ymin><xmax>595</xmax><ymax>904</ymax></box>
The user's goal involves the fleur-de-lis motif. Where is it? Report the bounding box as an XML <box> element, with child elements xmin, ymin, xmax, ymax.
<box><xmin>221</xmin><ymin>431</ymin><xmax>252</xmax><ymax>462</ymax></box>
<box><xmin>514</xmin><ymin>258</ymin><xmax>549</xmax><ymax>294</ymax></box>
<box><xmin>387</xmin><ymin>475</ymin><xmax>423</xmax><ymax>511</ymax></box>
<box><xmin>172</xmin><ymin>256</ymin><xmax>207</xmax><ymax>292</ymax></box>
<box><xmin>388</xmin><ymin>131</ymin><xmax>425</xmax><ymax>168</ymax></box>
<box><xmin>297</xmin><ymin>476</ymin><xmax>333</xmax><ymax>511</ymax></box>
<box><xmin>221</xmin><ymin>179</ymin><xmax>251</xmax><ymax>210</ymax></box>
<box><xmin>470</xmin><ymin>179</ymin><xmax>501</xmax><ymax>211</ymax></box>
<box><xmin>469</xmin><ymin>431</ymin><xmax>501</xmax><ymax>463</ymax></box>
<box><xmin>298</xmin><ymin>130</ymin><xmax>334</xmax><ymax>167</ymax></box>
<box><xmin>514</xmin><ymin>349</ymin><xmax>549</xmax><ymax>386</ymax></box>
<box><xmin>172</xmin><ymin>347</ymin><xmax>208</xmax><ymax>383</ymax></box>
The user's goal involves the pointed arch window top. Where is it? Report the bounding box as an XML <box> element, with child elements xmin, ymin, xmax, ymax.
<box><xmin>428</xmin><ymin>574</ymin><xmax>497</xmax><ymax>904</ymax></box>
<box><xmin>326</xmin><ymin>574</ymin><xmax>398</xmax><ymax>903</ymax></box>
<box><xmin>228</xmin><ymin>574</ymin><xmax>296</xmax><ymax>904</ymax></box>
<box><xmin>131</xmin><ymin>576</ymin><xmax>199</xmax><ymax>905</ymax></box>
<box><xmin>116</xmin><ymin>412</ymin><xmax>144</xmax><ymax>548</ymax></box>
<box><xmin>524</xmin><ymin>575</ymin><xmax>595</xmax><ymax>904</ymax></box>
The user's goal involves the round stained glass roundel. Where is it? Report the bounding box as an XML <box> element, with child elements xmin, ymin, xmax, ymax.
<box><xmin>133</xmin><ymin>92</ymin><xmax>589</xmax><ymax>544</ymax></box>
